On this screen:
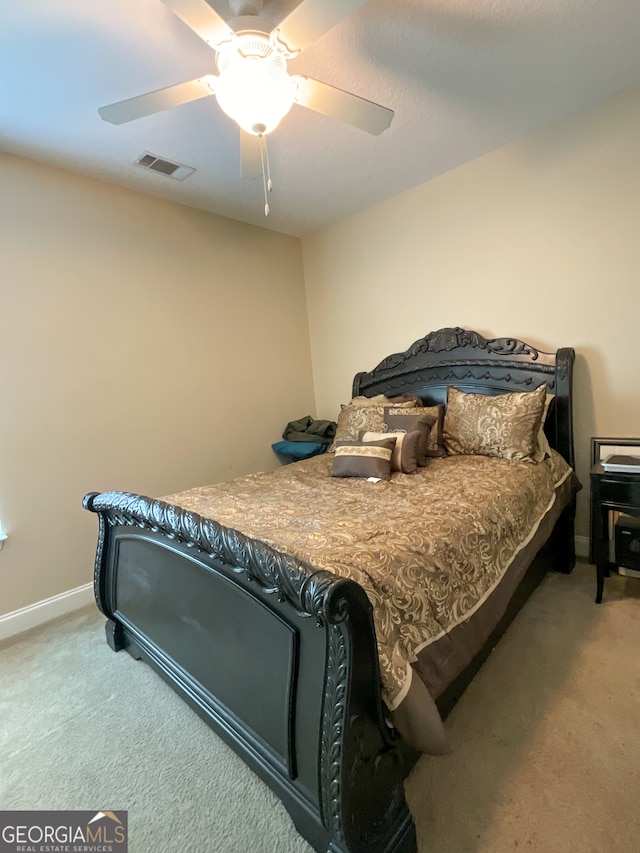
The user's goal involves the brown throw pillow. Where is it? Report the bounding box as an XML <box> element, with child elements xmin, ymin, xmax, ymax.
<box><xmin>443</xmin><ymin>384</ymin><xmax>547</xmax><ymax>461</ymax></box>
<box><xmin>359</xmin><ymin>429</ymin><xmax>422</xmax><ymax>474</ymax></box>
<box><xmin>329</xmin><ymin>437</ymin><xmax>397</xmax><ymax>480</ymax></box>
<box><xmin>386</xmin><ymin>404</ymin><xmax>446</xmax><ymax>458</ymax></box>
<box><xmin>383</xmin><ymin>411</ymin><xmax>437</xmax><ymax>467</ymax></box>
<box><xmin>328</xmin><ymin>395</ymin><xmax>418</xmax><ymax>452</ymax></box>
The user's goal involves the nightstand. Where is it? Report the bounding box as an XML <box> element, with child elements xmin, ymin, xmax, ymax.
<box><xmin>590</xmin><ymin>462</ymin><xmax>640</xmax><ymax>603</ymax></box>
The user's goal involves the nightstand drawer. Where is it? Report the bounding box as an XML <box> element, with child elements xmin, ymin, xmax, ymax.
<box><xmin>599</xmin><ymin>477</ymin><xmax>640</xmax><ymax>509</ymax></box>
<box><xmin>615</xmin><ymin>516</ymin><xmax>640</xmax><ymax>571</ymax></box>
<box><xmin>590</xmin><ymin>449</ymin><xmax>640</xmax><ymax>603</ymax></box>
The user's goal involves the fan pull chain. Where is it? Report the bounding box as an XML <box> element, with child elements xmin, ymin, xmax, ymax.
<box><xmin>265</xmin><ymin>136</ymin><xmax>273</xmax><ymax>194</ymax></box>
<box><xmin>258</xmin><ymin>133</ymin><xmax>273</xmax><ymax>217</ymax></box>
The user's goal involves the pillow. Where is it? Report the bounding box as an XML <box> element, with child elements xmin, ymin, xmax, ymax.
<box><xmin>386</xmin><ymin>404</ymin><xmax>446</xmax><ymax>458</ymax></box>
<box><xmin>443</xmin><ymin>385</ymin><xmax>547</xmax><ymax>461</ymax></box>
<box><xmin>350</xmin><ymin>393</ymin><xmax>422</xmax><ymax>407</ymax></box>
<box><xmin>329</xmin><ymin>437</ymin><xmax>397</xmax><ymax>480</ymax></box>
<box><xmin>533</xmin><ymin>392</ymin><xmax>555</xmax><ymax>462</ymax></box>
<box><xmin>359</xmin><ymin>429</ymin><xmax>422</xmax><ymax>474</ymax></box>
<box><xmin>382</xmin><ymin>412</ymin><xmax>436</xmax><ymax>467</ymax></box>
<box><xmin>328</xmin><ymin>395</ymin><xmax>419</xmax><ymax>452</ymax></box>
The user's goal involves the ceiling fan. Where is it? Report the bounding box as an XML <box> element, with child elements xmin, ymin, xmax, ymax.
<box><xmin>98</xmin><ymin>0</ymin><xmax>394</xmax><ymax>214</ymax></box>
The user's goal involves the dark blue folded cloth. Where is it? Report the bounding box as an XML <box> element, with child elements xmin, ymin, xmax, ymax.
<box><xmin>271</xmin><ymin>440</ymin><xmax>326</xmax><ymax>459</ymax></box>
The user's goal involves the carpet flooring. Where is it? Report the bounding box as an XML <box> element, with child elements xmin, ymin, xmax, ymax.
<box><xmin>1</xmin><ymin>560</ymin><xmax>639</xmax><ymax>853</ymax></box>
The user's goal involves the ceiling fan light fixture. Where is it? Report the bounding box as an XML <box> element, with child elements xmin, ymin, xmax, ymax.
<box><xmin>214</xmin><ymin>55</ymin><xmax>296</xmax><ymax>136</ymax></box>
<box><xmin>98</xmin><ymin>0</ymin><xmax>395</xmax><ymax>218</ymax></box>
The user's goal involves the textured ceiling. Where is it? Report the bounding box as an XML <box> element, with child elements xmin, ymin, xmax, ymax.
<box><xmin>1</xmin><ymin>0</ymin><xmax>640</xmax><ymax>236</ymax></box>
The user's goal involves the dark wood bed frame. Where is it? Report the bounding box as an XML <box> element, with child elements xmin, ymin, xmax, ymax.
<box><xmin>84</xmin><ymin>328</ymin><xmax>576</xmax><ymax>853</ymax></box>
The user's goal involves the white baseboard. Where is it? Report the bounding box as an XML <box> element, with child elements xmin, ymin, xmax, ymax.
<box><xmin>0</xmin><ymin>583</ymin><xmax>94</xmax><ymax>643</ymax></box>
<box><xmin>575</xmin><ymin>535</ymin><xmax>589</xmax><ymax>561</ymax></box>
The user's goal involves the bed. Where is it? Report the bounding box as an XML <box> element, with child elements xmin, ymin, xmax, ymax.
<box><xmin>84</xmin><ymin>327</ymin><xmax>578</xmax><ymax>853</ymax></box>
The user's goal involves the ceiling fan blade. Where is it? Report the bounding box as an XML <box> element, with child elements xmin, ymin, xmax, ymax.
<box><xmin>99</xmin><ymin>77</ymin><xmax>216</xmax><ymax>125</ymax></box>
<box><xmin>240</xmin><ymin>130</ymin><xmax>262</xmax><ymax>179</ymax></box>
<box><xmin>271</xmin><ymin>0</ymin><xmax>369</xmax><ymax>57</ymax></box>
<box><xmin>293</xmin><ymin>76</ymin><xmax>393</xmax><ymax>135</ymax></box>
<box><xmin>159</xmin><ymin>0</ymin><xmax>237</xmax><ymax>51</ymax></box>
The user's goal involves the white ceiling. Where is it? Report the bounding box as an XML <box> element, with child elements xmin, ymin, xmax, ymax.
<box><xmin>2</xmin><ymin>0</ymin><xmax>640</xmax><ymax>236</ymax></box>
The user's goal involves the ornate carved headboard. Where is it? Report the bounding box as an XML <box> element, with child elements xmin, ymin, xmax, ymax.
<box><xmin>351</xmin><ymin>327</ymin><xmax>575</xmax><ymax>468</ymax></box>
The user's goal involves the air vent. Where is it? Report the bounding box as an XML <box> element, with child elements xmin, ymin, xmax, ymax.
<box><xmin>134</xmin><ymin>152</ymin><xmax>195</xmax><ymax>181</ymax></box>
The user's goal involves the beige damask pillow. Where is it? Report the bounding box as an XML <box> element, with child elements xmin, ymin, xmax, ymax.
<box><xmin>328</xmin><ymin>395</ymin><xmax>418</xmax><ymax>452</ymax></box>
<box><xmin>350</xmin><ymin>393</ymin><xmax>421</xmax><ymax>407</ymax></box>
<box><xmin>443</xmin><ymin>384</ymin><xmax>547</xmax><ymax>462</ymax></box>
<box><xmin>532</xmin><ymin>392</ymin><xmax>555</xmax><ymax>462</ymax></box>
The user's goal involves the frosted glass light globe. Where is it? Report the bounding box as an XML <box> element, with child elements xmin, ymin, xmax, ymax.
<box><xmin>215</xmin><ymin>56</ymin><xmax>296</xmax><ymax>135</ymax></box>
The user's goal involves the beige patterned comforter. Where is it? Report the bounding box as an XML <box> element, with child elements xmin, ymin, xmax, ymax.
<box><xmin>163</xmin><ymin>451</ymin><xmax>574</xmax><ymax>710</ymax></box>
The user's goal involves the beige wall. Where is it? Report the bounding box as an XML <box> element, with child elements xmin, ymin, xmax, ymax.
<box><xmin>0</xmin><ymin>153</ymin><xmax>314</xmax><ymax>616</ymax></box>
<box><xmin>302</xmin><ymin>85</ymin><xmax>640</xmax><ymax>539</ymax></box>
<box><xmin>4</xmin><ymin>83</ymin><xmax>640</xmax><ymax>617</ymax></box>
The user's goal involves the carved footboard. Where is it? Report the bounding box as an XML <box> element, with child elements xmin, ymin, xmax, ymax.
<box><xmin>84</xmin><ymin>491</ymin><xmax>419</xmax><ymax>853</ymax></box>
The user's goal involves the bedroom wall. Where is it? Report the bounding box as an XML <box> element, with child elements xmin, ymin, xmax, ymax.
<box><xmin>302</xmin><ymin>83</ymin><xmax>640</xmax><ymax>542</ymax></box>
<box><xmin>0</xmin><ymin>152</ymin><xmax>314</xmax><ymax>617</ymax></box>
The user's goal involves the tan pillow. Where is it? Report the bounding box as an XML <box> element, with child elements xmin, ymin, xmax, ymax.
<box><xmin>350</xmin><ymin>393</ymin><xmax>421</xmax><ymax>407</ymax></box>
<box><xmin>329</xmin><ymin>437</ymin><xmax>397</xmax><ymax>480</ymax></box>
<box><xmin>386</xmin><ymin>404</ymin><xmax>446</xmax><ymax>458</ymax></box>
<box><xmin>533</xmin><ymin>392</ymin><xmax>554</xmax><ymax>462</ymax></box>
<box><xmin>382</xmin><ymin>411</ymin><xmax>436</xmax><ymax>467</ymax></box>
<box><xmin>360</xmin><ymin>429</ymin><xmax>422</xmax><ymax>474</ymax></box>
<box><xmin>328</xmin><ymin>395</ymin><xmax>418</xmax><ymax>452</ymax></box>
<box><xmin>443</xmin><ymin>385</ymin><xmax>547</xmax><ymax>461</ymax></box>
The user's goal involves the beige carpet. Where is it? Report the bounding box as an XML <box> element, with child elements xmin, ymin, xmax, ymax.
<box><xmin>1</xmin><ymin>560</ymin><xmax>639</xmax><ymax>852</ymax></box>
<box><xmin>406</xmin><ymin>560</ymin><xmax>640</xmax><ymax>853</ymax></box>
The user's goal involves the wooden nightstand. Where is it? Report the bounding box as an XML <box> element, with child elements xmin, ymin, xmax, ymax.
<box><xmin>590</xmin><ymin>462</ymin><xmax>640</xmax><ymax>603</ymax></box>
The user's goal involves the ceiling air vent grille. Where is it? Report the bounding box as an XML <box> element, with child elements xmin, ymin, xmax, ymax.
<box><xmin>134</xmin><ymin>152</ymin><xmax>195</xmax><ymax>181</ymax></box>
